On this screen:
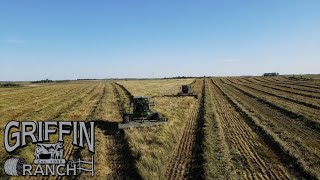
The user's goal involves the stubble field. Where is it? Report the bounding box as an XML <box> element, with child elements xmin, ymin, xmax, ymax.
<box><xmin>0</xmin><ymin>76</ymin><xmax>319</xmax><ymax>179</ymax></box>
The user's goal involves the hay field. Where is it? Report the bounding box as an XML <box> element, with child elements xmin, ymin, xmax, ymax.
<box><xmin>0</xmin><ymin>76</ymin><xmax>319</xmax><ymax>179</ymax></box>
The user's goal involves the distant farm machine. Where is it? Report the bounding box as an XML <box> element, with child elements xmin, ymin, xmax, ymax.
<box><xmin>178</xmin><ymin>85</ymin><xmax>197</xmax><ymax>98</ymax></box>
<box><xmin>119</xmin><ymin>96</ymin><xmax>167</xmax><ymax>129</ymax></box>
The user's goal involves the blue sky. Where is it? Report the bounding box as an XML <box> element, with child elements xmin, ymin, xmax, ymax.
<box><xmin>1</xmin><ymin>0</ymin><xmax>319</xmax><ymax>81</ymax></box>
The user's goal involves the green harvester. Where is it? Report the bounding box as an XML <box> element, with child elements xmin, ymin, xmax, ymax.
<box><xmin>177</xmin><ymin>85</ymin><xmax>198</xmax><ymax>98</ymax></box>
<box><xmin>119</xmin><ymin>96</ymin><xmax>167</xmax><ymax>129</ymax></box>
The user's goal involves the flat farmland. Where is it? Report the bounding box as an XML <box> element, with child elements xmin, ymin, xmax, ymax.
<box><xmin>0</xmin><ymin>76</ymin><xmax>319</xmax><ymax>179</ymax></box>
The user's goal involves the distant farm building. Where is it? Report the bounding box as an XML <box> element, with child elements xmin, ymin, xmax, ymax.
<box><xmin>263</xmin><ymin>72</ymin><xmax>279</xmax><ymax>76</ymax></box>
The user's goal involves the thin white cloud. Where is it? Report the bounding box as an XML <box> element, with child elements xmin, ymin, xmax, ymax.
<box><xmin>0</xmin><ymin>38</ymin><xmax>26</xmax><ymax>44</ymax></box>
<box><xmin>220</xmin><ymin>59</ymin><xmax>241</xmax><ymax>63</ymax></box>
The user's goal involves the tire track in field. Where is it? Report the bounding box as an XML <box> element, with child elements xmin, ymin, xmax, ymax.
<box><xmin>202</xmin><ymin>79</ymin><xmax>233</xmax><ymax>179</ymax></box>
<box><xmin>252</xmin><ymin>77</ymin><xmax>270</xmax><ymax>83</ymax></box>
<box><xmin>86</xmin><ymin>83</ymin><xmax>107</xmax><ymax>121</ymax></box>
<box><xmin>262</xmin><ymin>80</ymin><xmax>320</xmax><ymax>93</ymax></box>
<box><xmin>9</xmin><ymin>83</ymin><xmax>116</xmax><ymax>180</ymax></box>
<box><xmin>222</xmin><ymin>78</ymin><xmax>320</xmax><ymax>122</ymax></box>
<box><xmin>0</xmin><ymin>85</ymin><xmax>84</xmax><ymax>117</ymax></box>
<box><xmin>52</xmin><ymin>83</ymin><xmax>105</xmax><ymax>180</ymax></box>
<box><xmin>268</xmin><ymin>77</ymin><xmax>287</xmax><ymax>82</ymax></box>
<box><xmin>25</xmin><ymin>84</ymin><xmax>101</xmax><ymax>180</ymax></box>
<box><xmin>268</xmin><ymin>78</ymin><xmax>320</xmax><ymax>89</ymax></box>
<box><xmin>271</xmin><ymin>83</ymin><xmax>320</xmax><ymax>94</ymax></box>
<box><xmin>33</xmin><ymin>85</ymin><xmax>93</xmax><ymax>119</ymax></box>
<box><xmin>0</xmin><ymin>85</ymin><xmax>93</xmax><ymax>132</ymax></box>
<box><xmin>69</xmin><ymin>83</ymin><xmax>108</xmax><ymax>179</ymax></box>
<box><xmin>225</xmin><ymin>79</ymin><xmax>320</xmax><ymax>121</ymax></box>
<box><xmin>222</xmin><ymin>79</ymin><xmax>320</xmax><ymax>131</ymax></box>
<box><xmin>295</xmin><ymin>83</ymin><xmax>320</xmax><ymax>88</ymax></box>
<box><xmin>238</xmin><ymin>80</ymin><xmax>320</xmax><ymax>103</ymax></box>
<box><xmin>87</xmin><ymin>83</ymin><xmax>124</xmax><ymax>178</ymax></box>
<box><xmin>236</xmin><ymin>78</ymin><xmax>253</xmax><ymax>84</ymax></box>
<box><xmin>95</xmin><ymin>82</ymin><xmax>141</xmax><ymax>179</ymax></box>
<box><xmin>226</xmin><ymin>79</ymin><xmax>320</xmax><ymax>112</ymax></box>
<box><xmin>0</xmin><ymin>85</ymin><xmax>51</xmax><ymax>99</ymax></box>
<box><xmin>279</xmin><ymin>80</ymin><xmax>320</xmax><ymax>87</ymax></box>
<box><xmin>0</xmin><ymin>87</ymin><xmax>25</xmax><ymax>93</ymax></box>
<box><xmin>0</xmin><ymin>84</ymin><xmax>73</xmax><ymax>103</ymax></box>
<box><xmin>230</xmin><ymin>79</ymin><xmax>320</xmax><ymax>110</ymax></box>
<box><xmin>0</xmin><ymin>85</ymin><xmax>96</xmax><ymax>179</ymax></box>
<box><xmin>49</xmin><ymin>85</ymin><xmax>98</xmax><ymax>120</ymax></box>
<box><xmin>235</xmin><ymin>77</ymin><xmax>320</xmax><ymax>100</ymax></box>
<box><xmin>218</xmin><ymin>80</ymin><xmax>320</xmax><ymax>178</ymax></box>
<box><xmin>187</xmin><ymin>79</ymin><xmax>205</xmax><ymax>179</ymax></box>
<box><xmin>213</xmin><ymin>79</ymin><xmax>318</xmax><ymax>179</ymax></box>
<box><xmin>114</xmin><ymin>82</ymin><xmax>134</xmax><ymax>101</ymax></box>
<box><xmin>111</xmin><ymin>83</ymin><xmax>126</xmax><ymax>115</ymax></box>
<box><xmin>259</xmin><ymin>83</ymin><xmax>320</xmax><ymax>99</ymax></box>
<box><xmin>166</xmin><ymin>101</ymin><xmax>199</xmax><ymax>180</ymax></box>
<box><xmin>0</xmin><ymin>85</ymin><xmax>57</xmax><ymax>101</ymax></box>
<box><xmin>282</xmin><ymin>77</ymin><xmax>320</xmax><ymax>83</ymax></box>
<box><xmin>234</xmin><ymin>77</ymin><xmax>320</xmax><ymax>96</ymax></box>
<box><xmin>208</xmin><ymin>79</ymin><xmax>293</xmax><ymax>180</ymax></box>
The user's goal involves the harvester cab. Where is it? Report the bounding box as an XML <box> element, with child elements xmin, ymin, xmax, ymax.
<box><xmin>178</xmin><ymin>85</ymin><xmax>198</xmax><ymax>98</ymax></box>
<box><xmin>119</xmin><ymin>96</ymin><xmax>167</xmax><ymax>129</ymax></box>
<box><xmin>131</xmin><ymin>96</ymin><xmax>154</xmax><ymax>120</ymax></box>
<box><xmin>181</xmin><ymin>85</ymin><xmax>189</xmax><ymax>94</ymax></box>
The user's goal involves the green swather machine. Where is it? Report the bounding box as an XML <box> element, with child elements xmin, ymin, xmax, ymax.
<box><xmin>178</xmin><ymin>85</ymin><xmax>197</xmax><ymax>98</ymax></box>
<box><xmin>119</xmin><ymin>96</ymin><xmax>167</xmax><ymax>129</ymax></box>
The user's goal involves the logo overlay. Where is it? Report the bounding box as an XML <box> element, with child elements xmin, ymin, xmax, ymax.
<box><xmin>4</xmin><ymin>121</ymin><xmax>95</xmax><ymax>176</ymax></box>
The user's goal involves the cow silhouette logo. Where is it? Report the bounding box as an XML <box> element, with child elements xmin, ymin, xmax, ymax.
<box><xmin>34</xmin><ymin>142</ymin><xmax>66</xmax><ymax>164</ymax></box>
